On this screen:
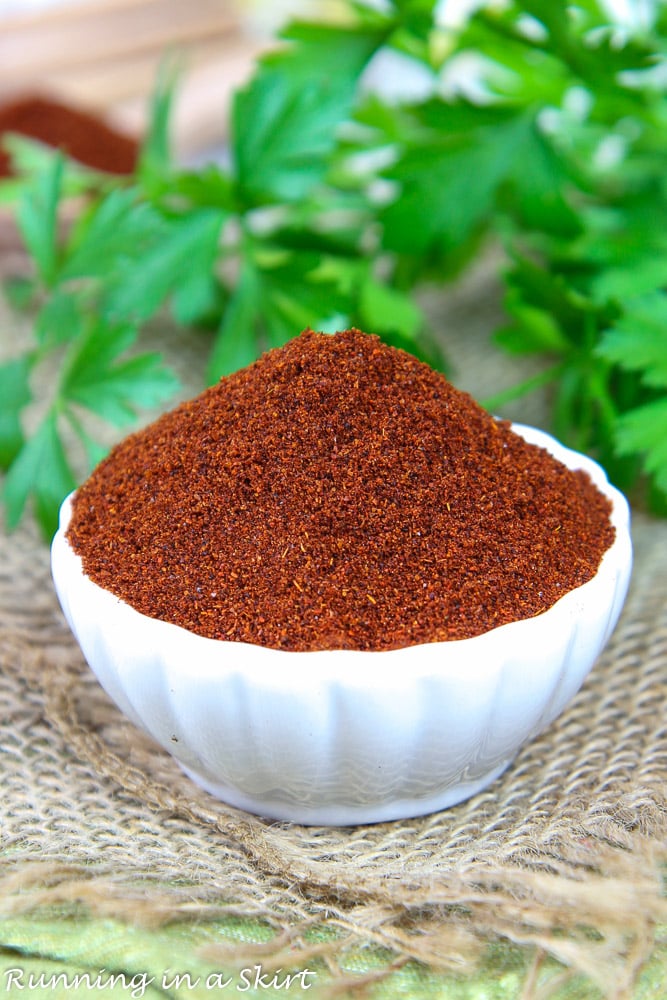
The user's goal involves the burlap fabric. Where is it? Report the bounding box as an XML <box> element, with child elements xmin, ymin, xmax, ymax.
<box><xmin>1</xmin><ymin>265</ymin><xmax>665</xmax><ymax>998</ymax></box>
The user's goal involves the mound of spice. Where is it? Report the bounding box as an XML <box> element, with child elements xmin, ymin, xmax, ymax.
<box><xmin>0</xmin><ymin>93</ymin><xmax>138</xmax><ymax>178</ymax></box>
<box><xmin>67</xmin><ymin>329</ymin><xmax>615</xmax><ymax>652</ymax></box>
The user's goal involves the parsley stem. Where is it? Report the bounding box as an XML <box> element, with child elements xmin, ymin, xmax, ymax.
<box><xmin>481</xmin><ymin>362</ymin><xmax>565</xmax><ymax>413</ymax></box>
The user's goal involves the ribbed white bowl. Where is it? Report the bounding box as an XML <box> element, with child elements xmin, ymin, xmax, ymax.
<box><xmin>51</xmin><ymin>424</ymin><xmax>632</xmax><ymax>825</ymax></box>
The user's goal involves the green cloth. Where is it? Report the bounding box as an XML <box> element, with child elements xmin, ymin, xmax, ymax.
<box><xmin>0</xmin><ymin>915</ymin><xmax>665</xmax><ymax>998</ymax></box>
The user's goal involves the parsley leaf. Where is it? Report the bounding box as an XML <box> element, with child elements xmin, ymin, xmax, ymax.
<box><xmin>60</xmin><ymin>320</ymin><xmax>179</xmax><ymax>427</ymax></box>
<box><xmin>614</xmin><ymin>399</ymin><xmax>667</xmax><ymax>494</ymax></box>
<box><xmin>0</xmin><ymin>358</ymin><xmax>31</xmax><ymax>470</ymax></box>
<box><xmin>598</xmin><ymin>294</ymin><xmax>667</xmax><ymax>389</ymax></box>
<box><xmin>232</xmin><ymin>20</ymin><xmax>386</xmax><ymax>206</ymax></box>
<box><xmin>107</xmin><ymin>207</ymin><xmax>226</xmax><ymax>321</ymax></box>
<box><xmin>61</xmin><ymin>188</ymin><xmax>163</xmax><ymax>282</ymax></box>
<box><xmin>233</xmin><ymin>73</ymin><xmax>352</xmax><ymax>206</ymax></box>
<box><xmin>207</xmin><ymin>246</ymin><xmax>351</xmax><ymax>381</ymax></box>
<box><xmin>382</xmin><ymin>107</ymin><xmax>528</xmax><ymax>255</ymax></box>
<box><xmin>3</xmin><ymin>413</ymin><xmax>76</xmax><ymax>537</ymax></box>
<box><xmin>16</xmin><ymin>154</ymin><xmax>64</xmax><ymax>287</ymax></box>
<box><xmin>207</xmin><ymin>261</ymin><xmax>262</xmax><ymax>380</ymax></box>
<box><xmin>4</xmin><ymin>0</ymin><xmax>667</xmax><ymax>534</ymax></box>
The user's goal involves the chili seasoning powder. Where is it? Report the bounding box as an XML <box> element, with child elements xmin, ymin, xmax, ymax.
<box><xmin>67</xmin><ymin>329</ymin><xmax>616</xmax><ymax>652</ymax></box>
<box><xmin>0</xmin><ymin>94</ymin><xmax>138</xmax><ymax>178</ymax></box>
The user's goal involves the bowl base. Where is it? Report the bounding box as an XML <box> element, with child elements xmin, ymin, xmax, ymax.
<box><xmin>178</xmin><ymin>759</ymin><xmax>513</xmax><ymax>826</ymax></box>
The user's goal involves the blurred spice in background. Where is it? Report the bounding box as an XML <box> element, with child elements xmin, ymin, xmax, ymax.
<box><xmin>0</xmin><ymin>93</ymin><xmax>139</xmax><ymax>177</ymax></box>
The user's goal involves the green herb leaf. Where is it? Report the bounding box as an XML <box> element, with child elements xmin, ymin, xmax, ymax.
<box><xmin>2</xmin><ymin>134</ymin><xmax>105</xmax><ymax>198</ymax></box>
<box><xmin>36</xmin><ymin>291</ymin><xmax>81</xmax><ymax>349</ymax></box>
<box><xmin>381</xmin><ymin>109</ymin><xmax>530</xmax><ymax>255</ymax></box>
<box><xmin>65</xmin><ymin>410</ymin><xmax>109</xmax><ymax>470</ymax></box>
<box><xmin>61</xmin><ymin>320</ymin><xmax>179</xmax><ymax>427</ymax></box>
<box><xmin>207</xmin><ymin>262</ymin><xmax>262</xmax><ymax>381</ymax></box>
<box><xmin>232</xmin><ymin>69</ymin><xmax>347</xmax><ymax>205</ymax></box>
<box><xmin>16</xmin><ymin>154</ymin><xmax>64</xmax><ymax>287</ymax></box>
<box><xmin>138</xmin><ymin>57</ymin><xmax>179</xmax><ymax>184</ymax></box>
<box><xmin>614</xmin><ymin>398</ymin><xmax>667</xmax><ymax>493</ymax></box>
<box><xmin>5</xmin><ymin>0</ymin><xmax>667</xmax><ymax>533</ymax></box>
<box><xmin>2</xmin><ymin>275</ymin><xmax>36</xmax><ymax>311</ymax></box>
<box><xmin>359</xmin><ymin>276</ymin><xmax>422</xmax><ymax>339</ymax></box>
<box><xmin>269</xmin><ymin>20</ymin><xmax>388</xmax><ymax>84</ymax></box>
<box><xmin>61</xmin><ymin>188</ymin><xmax>163</xmax><ymax>281</ymax></box>
<box><xmin>0</xmin><ymin>357</ymin><xmax>31</xmax><ymax>470</ymax></box>
<box><xmin>598</xmin><ymin>294</ymin><xmax>667</xmax><ymax>388</ymax></box>
<box><xmin>106</xmin><ymin>208</ymin><xmax>226</xmax><ymax>321</ymax></box>
<box><xmin>495</xmin><ymin>301</ymin><xmax>571</xmax><ymax>355</ymax></box>
<box><xmin>261</xmin><ymin>250</ymin><xmax>350</xmax><ymax>347</ymax></box>
<box><xmin>501</xmin><ymin>120</ymin><xmax>581</xmax><ymax>239</ymax></box>
<box><xmin>232</xmin><ymin>23</ymin><xmax>385</xmax><ymax>205</ymax></box>
<box><xmin>172</xmin><ymin>271</ymin><xmax>225</xmax><ymax>328</ymax></box>
<box><xmin>208</xmin><ymin>247</ymin><xmax>352</xmax><ymax>381</ymax></box>
<box><xmin>3</xmin><ymin>412</ymin><xmax>76</xmax><ymax>537</ymax></box>
<box><xmin>499</xmin><ymin>255</ymin><xmax>604</xmax><ymax>349</ymax></box>
<box><xmin>165</xmin><ymin>166</ymin><xmax>236</xmax><ymax>211</ymax></box>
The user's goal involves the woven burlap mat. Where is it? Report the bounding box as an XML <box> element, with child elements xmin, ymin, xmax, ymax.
<box><xmin>1</xmin><ymin>263</ymin><xmax>666</xmax><ymax>997</ymax></box>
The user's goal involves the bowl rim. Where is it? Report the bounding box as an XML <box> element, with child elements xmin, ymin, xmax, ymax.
<box><xmin>52</xmin><ymin>421</ymin><xmax>632</xmax><ymax>684</ymax></box>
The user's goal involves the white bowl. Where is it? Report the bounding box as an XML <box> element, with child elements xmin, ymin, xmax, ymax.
<box><xmin>51</xmin><ymin>424</ymin><xmax>632</xmax><ymax>826</ymax></box>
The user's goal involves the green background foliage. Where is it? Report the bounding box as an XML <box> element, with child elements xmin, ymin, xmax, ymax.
<box><xmin>2</xmin><ymin>0</ymin><xmax>667</xmax><ymax>536</ymax></box>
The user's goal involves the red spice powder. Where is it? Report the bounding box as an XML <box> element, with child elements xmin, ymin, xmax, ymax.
<box><xmin>0</xmin><ymin>94</ymin><xmax>138</xmax><ymax>178</ymax></box>
<box><xmin>67</xmin><ymin>329</ymin><xmax>615</xmax><ymax>652</ymax></box>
